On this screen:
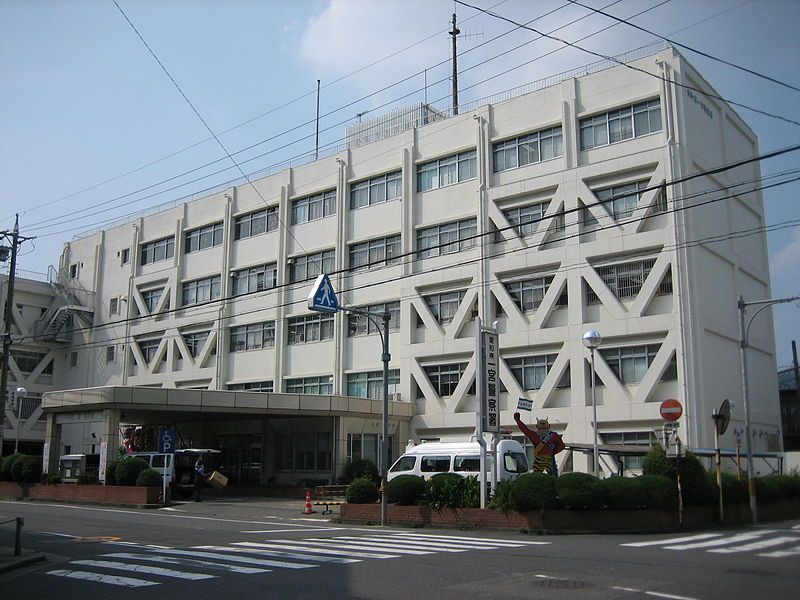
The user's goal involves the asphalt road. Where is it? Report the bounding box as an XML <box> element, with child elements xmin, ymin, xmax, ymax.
<box><xmin>1</xmin><ymin>498</ymin><xmax>798</xmax><ymax>600</ymax></box>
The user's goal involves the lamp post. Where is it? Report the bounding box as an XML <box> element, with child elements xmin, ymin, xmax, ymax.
<box><xmin>738</xmin><ymin>294</ymin><xmax>800</xmax><ymax>524</ymax></box>
<box><xmin>583</xmin><ymin>330</ymin><xmax>602</xmax><ymax>478</ymax></box>
<box><xmin>14</xmin><ymin>386</ymin><xmax>26</xmax><ymax>454</ymax></box>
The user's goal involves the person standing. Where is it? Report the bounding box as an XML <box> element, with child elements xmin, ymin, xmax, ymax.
<box><xmin>193</xmin><ymin>455</ymin><xmax>208</xmax><ymax>502</ymax></box>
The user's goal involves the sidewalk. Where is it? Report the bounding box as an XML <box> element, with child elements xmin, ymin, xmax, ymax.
<box><xmin>0</xmin><ymin>547</ymin><xmax>46</xmax><ymax>574</ymax></box>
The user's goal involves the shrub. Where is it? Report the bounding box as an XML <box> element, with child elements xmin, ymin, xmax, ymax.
<box><xmin>19</xmin><ymin>456</ymin><xmax>43</xmax><ymax>483</ymax></box>
<box><xmin>638</xmin><ymin>474</ymin><xmax>678</xmax><ymax>510</ymax></box>
<box><xmin>342</xmin><ymin>459</ymin><xmax>379</xmax><ymax>484</ymax></box>
<box><xmin>10</xmin><ymin>454</ymin><xmax>28</xmax><ymax>482</ymax></box>
<box><xmin>603</xmin><ymin>476</ymin><xmax>647</xmax><ymax>510</ymax></box>
<box><xmin>509</xmin><ymin>472</ymin><xmax>557</xmax><ymax>511</ymax></box>
<box><xmin>460</xmin><ymin>476</ymin><xmax>481</xmax><ymax>509</ymax></box>
<box><xmin>115</xmin><ymin>457</ymin><xmax>149</xmax><ymax>486</ymax></box>
<box><xmin>77</xmin><ymin>474</ymin><xmax>99</xmax><ymax>485</ymax></box>
<box><xmin>49</xmin><ymin>475</ymin><xmax>62</xmax><ymax>484</ymax></box>
<box><xmin>642</xmin><ymin>446</ymin><xmax>712</xmax><ymax>506</ymax></box>
<box><xmin>136</xmin><ymin>468</ymin><xmax>163</xmax><ymax>487</ymax></box>
<box><xmin>709</xmin><ymin>472</ymin><xmax>748</xmax><ymax>505</ymax></box>
<box><xmin>105</xmin><ymin>460</ymin><xmax>120</xmax><ymax>485</ymax></box>
<box><xmin>346</xmin><ymin>476</ymin><xmax>380</xmax><ymax>504</ymax></box>
<box><xmin>0</xmin><ymin>453</ymin><xmax>23</xmax><ymax>481</ymax></box>
<box><xmin>753</xmin><ymin>477</ymin><xmax>781</xmax><ymax>504</ymax></box>
<box><xmin>555</xmin><ymin>472</ymin><xmax>606</xmax><ymax>510</ymax></box>
<box><xmin>426</xmin><ymin>473</ymin><xmax>465</xmax><ymax>510</ymax></box>
<box><xmin>760</xmin><ymin>475</ymin><xmax>800</xmax><ymax>500</ymax></box>
<box><xmin>386</xmin><ymin>475</ymin><xmax>426</xmax><ymax>505</ymax></box>
<box><xmin>489</xmin><ymin>479</ymin><xmax>513</xmax><ymax>512</ymax></box>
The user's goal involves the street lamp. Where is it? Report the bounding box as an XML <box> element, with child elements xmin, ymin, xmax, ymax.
<box><xmin>14</xmin><ymin>386</ymin><xmax>27</xmax><ymax>453</ymax></box>
<box><xmin>738</xmin><ymin>294</ymin><xmax>800</xmax><ymax>524</ymax></box>
<box><xmin>582</xmin><ymin>330</ymin><xmax>602</xmax><ymax>478</ymax></box>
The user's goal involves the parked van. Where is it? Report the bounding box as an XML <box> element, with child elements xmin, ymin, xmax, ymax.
<box><xmin>125</xmin><ymin>449</ymin><xmax>221</xmax><ymax>497</ymax></box>
<box><xmin>387</xmin><ymin>439</ymin><xmax>529</xmax><ymax>481</ymax></box>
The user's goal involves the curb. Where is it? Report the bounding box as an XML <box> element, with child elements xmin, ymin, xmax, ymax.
<box><xmin>0</xmin><ymin>553</ymin><xmax>47</xmax><ymax>574</ymax></box>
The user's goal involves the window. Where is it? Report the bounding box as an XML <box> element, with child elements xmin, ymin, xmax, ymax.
<box><xmin>347</xmin><ymin>433</ymin><xmax>394</xmax><ymax>467</ymax></box>
<box><xmin>600</xmin><ymin>344</ymin><xmax>677</xmax><ymax>385</ymax></box>
<box><xmin>390</xmin><ymin>456</ymin><xmax>417</xmax><ymax>473</ymax></box>
<box><xmin>285</xmin><ymin>376</ymin><xmax>334</xmax><ymax>395</ymax></box>
<box><xmin>579</xmin><ymin>99</ymin><xmax>662</xmax><ymax>150</ymax></box>
<box><xmin>69</xmin><ymin>352</ymin><xmax>78</xmax><ymax>368</ymax></box>
<box><xmin>138</xmin><ymin>339</ymin><xmax>161</xmax><ymax>363</ymax></box>
<box><xmin>232</xmin><ymin>263</ymin><xmax>277</xmax><ymax>295</ymax></box>
<box><xmin>106</xmin><ymin>346</ymin><xmax>116</xmax><ymax>363</ymax></box>
<box><xmin>592</xmin><ymin>180</ymin><xmax>649</xmax><ymax>222</ymax></box>
<box><xmin>11</xmin><ymin>350</ymin><xmax>52</xmax><ymax>375</ymax></box>
<box><xmin>493</xmin><ymin>126</ymin><xmax>563</xmax><ymax>172</ymax></box>
<box><xmin>69</xmin><ymin>264</ymin><xmax>78</xmax><ymax>279</ymax></box>
<box><xmin>347</xmin><ymin>301</ymin><xmax>400</xmax><ymax>336</ymax></box>
<box><xmin>587</xmin><ymin>258</ymin><xmax>672</xmax><ymax>304</ymax></box>
<box><xmin>416</xmin><ymin>150</ymin><xmax>477</xmax><ymax>192</ymax></box>
<box><xmin>291</xmin><ymin>189</ymin><xmax>336</xmax><ymax>225</ymax></box>
<box><xmin>504</xmin><ymin>276</ymin><xmax>568</xmax><ymax>312</ymax></box>
<box><xmin>228</xmin><ymin>381</ymin><xmax>274</xmax><ymax>392</ymax></box>
<box><xmin>500</xmin><ymin>202</ymin><xmax>555</xmax><ymax>240</ymax></box>
<box><xmin>351</xmin><ymin>170</ymin><xmax>402</xmax><ymax>209</ymax></box>
<box><xmin>417</xmin><ymin>218</ymin><xmax>477</xmax><ymax>258</ymax></box>
<box><xmin>454</xmin><ymin>455</ymin><xmax>480</xmax><ymax>472</ymax></box>
<box><xmin>141</xmin><ymin>288</ymin><xmax>165</xmax><ymax>313</ymax></box>
<box><xmin>288</xmin><ymin>314</ymin><xmax>334</xmax><ymax>344</ymax></box>
<box><xmin>185</xmin><ymin>222</ymin><xmax>223</xmax><ymax>253</ymax></box>
<box><xmin>349</xmin><ymin>235</ymin><xmax>401</xmax><ymax>270</ymax></box>
<box><xmin>184</xmin><ymin>331</ymin><xmax>213</xmax><ymax>358</ymax></box>
<box><xmin>229</xmin><ymin>321</ymin><xmax>275</xmax><ymax>352</ymax></box>
<box><xmin>275</xmin><ymin>431</ymin><xmax>332</xmax><ymax>471</ymax></box>
<box><xmin>346</xmin><ymin>370</ymin><xmax>400</xmax><ymax>400</ymax></box>
<box><xmin>109</xmin><ymin>297</ymin><xmax>119</xmax><ymax>315</ymax></box>
<box><xmin>424</xmin><ymin>290</ymin><xmax>466</xmax><ymax>324</ymax></box>
<box><xmin>423</xmin><ymin>363</ymin><xmax>471</xmax><ymax>397</ymax></box>
<box><xmin>288</xmin><ymin>250</ymin><xmax>335</xmax><ymax>283</ymax></box>
<box><xmin>420</xmin><ymin>455</ymin><xmax>451</xmax><ymax>473</ymax></box>
<box><xmin>235</xmin><ymin>206</ymin><xmax>278</xmax><ymax>240</ymax></box>
<box><xmin>181</xmin><ymin>276</ymin><xmax>221</xmax><ymax>306</ymax></box>
<box><xmin>507</xmin><ymin>354</ymin><xmax>569</xmax><ymax>390</ymax></box>
<box><xmin>140</xmin><ymin>236</ymin><xmax>175</xmax><ymax>265</ymax></box>
<box><xmin>121</xmin><ymin>248</ymin><xmax>130</xmax><ymax>265</ymax></box>
<box><xmin>602</xmin><ymin>431</ymin><xmax>658</xmax><ymax>471</ymax></box>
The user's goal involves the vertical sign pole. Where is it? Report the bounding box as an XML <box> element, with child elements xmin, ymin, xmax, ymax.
<box><xmin>713</xmin><ymin>414</ymin><xmax>723</xmax><ymax>522</ymax></box>
<box><xmin>475</xmin><ymin>317</ymin><xmax>486</xmax><ymax>509</ymax></box>
<box><xmin>380</xmin><ymin>312</ymin><xmax>391</xmax><ymax>528</ymax></box>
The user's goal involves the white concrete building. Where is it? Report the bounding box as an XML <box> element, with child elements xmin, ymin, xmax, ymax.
<box><xmin>29</xmin><ymin>44</ymin><xmax>784</xmax><ymax>483</ymax></box>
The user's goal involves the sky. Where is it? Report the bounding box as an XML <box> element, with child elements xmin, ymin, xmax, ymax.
<box><xmin>1</xmin><ymin>0</ymin><xmax>798</xmax><ymax>366</ymax></box>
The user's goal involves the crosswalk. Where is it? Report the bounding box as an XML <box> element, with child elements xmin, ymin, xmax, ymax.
<box><xmin>45</xmin><ymin>532</ymin><xmax>549</xmax><ymax>588</ymax></box>
<box><xmin>620</xmin><ymin>528</ymin><xmax>800</xmax><ymax>558</ymax></box>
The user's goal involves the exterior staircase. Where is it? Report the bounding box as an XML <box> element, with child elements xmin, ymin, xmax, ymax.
<box><xmin>33</xmin><ymin>266</ymin><xmax>95</xmax><ymax>342</ymax></box>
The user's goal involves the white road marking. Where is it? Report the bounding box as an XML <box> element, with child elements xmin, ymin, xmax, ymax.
<box><xmin>34</xmin><ymin>531</ymin><xmax>80</xmax><ymax>538</ymax></box>
<box><xmin>325</xmin><ymin>536</ymin><xmax>467</xmax><ymax>553</ymax></box>
<box><xmin>709</xmin><ymin>536</ymin><xmax>799</xmax><ymax>553</ymax></box>
<box><xmin>46</xmin><ymin>569</ymin><xmax>158</xmax><ymax>587</ymax></box>
<box><xmin>70</xmin><ymin>559</ymin><xmax>215</xmax><ymax>580</ymax></box>
<box><xmin>103</xmin><ymin>552</ymin><xmax>269</xmax><ymax>574</ymax></box>
<box><xmin>391</xmin><ymin>533</ymin><xmax>540</xmax><ymax>547</ymax></box>
<box><xmin>665</xmin><ymin>531</ymin><xmax>774</xmax><ymax>550</ymax></box>
<box><xmin>613</xmin><ymin>586</ymin><xmax>700</xmax><ymax>600</ymax></box>
<box><xmin>622</xmin><ymin>533</ymin><xmax>722</xmax><ymax>547</ymax></box>
<box><xmin>758</xmin><ymin>544</ymin><xmax>800</xmax><ymax>558</ymax></box>
<box><xmin>145</xmin><ymin>547</ymin><xmax>318</xmax><ymax>569</ymax></box>
<box><xmin>359</xmin><ymin>535</ymin><xmax>500</xmax><ymax>550</ymax></box>
<box><xmin>102</xmin><ymin>541</ymin><xmax>172</xmax><ymax>549</ymax></box>
<box><xmin>193</xmin><ymin>545</ymin><xmax>361</xmax><ymax>564</ymax></box>
<box><xmin>242</xmin><ymin>528</ymin><xmax>340</xmax><ymax>534</ymax></box>
<box><xmin>233</xmin><ymin>541</ymin><xmax>399</xmax><ymax>559</ymax></box>
<box><xmin>282</xmin><ymin>539</ymin><xmax>434</xmax><ymax>555</ymax></box>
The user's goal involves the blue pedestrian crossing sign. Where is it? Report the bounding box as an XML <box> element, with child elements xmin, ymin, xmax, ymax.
<box><xmin>308</xmin><ymin>273</ymin><xmax>339</xmax><ymax>313</ymax></box>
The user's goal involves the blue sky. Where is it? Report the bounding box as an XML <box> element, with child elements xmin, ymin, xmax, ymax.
<box><xmin>1</xmin><ymin>0</ymin><xmax>798</xmax><ymax>365</ymax></box>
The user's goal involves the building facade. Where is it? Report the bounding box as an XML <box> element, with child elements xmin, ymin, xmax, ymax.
<box><xmin>27</xmin><ymin>45</ymin><xmax>785</xmax><ymax>482</ymax></box>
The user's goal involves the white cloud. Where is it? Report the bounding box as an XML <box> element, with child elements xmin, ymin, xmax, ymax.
<box><xmin>772</xmin><ymin>227</ymin><xmax>800</xmax><ymax>274</ymax></box>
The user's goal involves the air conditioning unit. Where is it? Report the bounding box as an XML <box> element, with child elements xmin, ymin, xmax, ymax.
<box><xmin>388</xmin><ymin>393</ymin><xmax>402</xmax><ymax>402</ymax></box>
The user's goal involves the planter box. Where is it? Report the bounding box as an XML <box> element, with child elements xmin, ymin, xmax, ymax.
<box><xmin>0</xmin><ymin>481</ymin><xmax>168</xmax><ymax>506</ymax></box>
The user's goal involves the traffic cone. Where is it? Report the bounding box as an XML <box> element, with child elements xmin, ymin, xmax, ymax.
<box><xmin>303</xmin><ymin>489</ymin><xmax>315</xmax><ymax>514</ymax></box>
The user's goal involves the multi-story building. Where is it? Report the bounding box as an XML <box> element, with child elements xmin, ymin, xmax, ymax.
<box><xmin>30</xmin><ymin>44</ymin><xmax>784</xmax><ymax>483</ymax></box>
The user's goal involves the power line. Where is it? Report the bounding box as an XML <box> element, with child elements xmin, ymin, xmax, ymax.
<box><xmin>566</xmin><ymin>0</ymin><xmax>800</xmax><ymax>94</ymax></box>
<box><xmin>454</xmin><ymin>0</ymin><xmax>800</xmax><ymax>127</ymax></box>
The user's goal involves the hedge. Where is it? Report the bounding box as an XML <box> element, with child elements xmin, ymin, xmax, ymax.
<box><xmin>386</xmin><ymin>475</ymin><xmax>426</xmax><ymax>505</ymax></box>
<box><xmin>136</xmin><ymin>468</ymin><xmax>163</xmax><ymax>487</ymax></box>
<box><xmin>637</xmin><ymin>474</ymin><xmax>678</xmax><ymax>510</ymax></box>
<box><xmin>603</xmin><ymin>476</ymin><xmax>647</xmax><ymax>510</ymax></box>
<box><xmin>342</xmin><ymin>459</ymin><xmax>379</xmax><ymax>484</ymax></box>
<box><xmin>115</xmin><ymin>457</ymin><xmax>149</xmax><ymax>486</ymax></box>
<box><xmin>556</xmin><ymin>472</ymin><xmax>605</xmax><ymax>510</ymax></box>
<box><xmin>509</xmin><ymin>472</ymin><xmax>557</xmax><ymax>511</ymax></box>
<box><xmin>346</xmin><ymin>477</ymin><xmax>380</xmax><ymax>504</ymax></box>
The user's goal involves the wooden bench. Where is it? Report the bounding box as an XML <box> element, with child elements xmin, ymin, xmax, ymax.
<box><xmin>314</xmin><ymin>485</ymin><xmax>348</xmax><ymax>514</ymax></box>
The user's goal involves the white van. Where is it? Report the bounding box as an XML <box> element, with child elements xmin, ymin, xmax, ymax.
<box><xmin>125</xmin><ymin>449</ymin><xmax>221</xmax><ymax>497</ymax></box>
<box><xmin>387</xmin><ymin>439</ymin><xmax>529</xmax><ymax>482</ymax></box>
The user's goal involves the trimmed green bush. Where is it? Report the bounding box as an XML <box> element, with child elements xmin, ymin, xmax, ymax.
<box><xmin>642</xmin><ymin>446</ymin><xmax>712</xmax><ymax>506</ymax></box>
<box><xmin>489</xmin><ymin>479</ymin><xmax>513</xmax><ymax>512</ymax></box>
<box><xmin>19</xmin><ymin>456</ymin><xmax>43</xmax><ymax>483</ymax></box>
<box><xmin>638</xmin><ymin>474</ymin><xmax>678</xmax><ymax>510</ymax></box>
<box><xmin>760</xmin><ymin>475</ymin><xmax>800</xmax><ymax>500</ymax></box>
<box><xmin>136</xmin><ymin>468</ymin><xmax>163</xmax><ymax>487</ymax></box>
<box><xmin>603</xmin><ymin>476</ymin><xmax>647</xmax><ymax>510</ymax></box>
<box><xmin>426</xmin><ymin>473</ymin><xmax>465</xmax><ymax>510</ymax></box>
<box><xmin>711</xmin><ymin>472</ymin><xmax>748</xmax><ymax>505</ymax></box>
<box><xmin>77</xmin><ymin>474</ymin><xmax>99</xmax><ymax>485</ymax></box>
<box><xmin>556</xmin><ymin>472</ymin><xmax>605</xmax><ymax>510</ymax></box>
<box><xmin>0</xmin><ymin>453</ymin><xmax>23</xmax><ymax>481</ymax></box>
<box><xmin>49</xmin><ymin>475</ymin><xmax>62</xmax><ymax>484</ymax></box>
<box><xmin>342</xmin><ymin>459</ymin><xmax>379</xmax><ymax>484</ymax></box>
<box><xmin>509</xmin><ymin>472</ymin><xmax>557</xmax><ymax>511</ymax></box>
<box><xmin>105</xmin><ymin>460</ymin><xmax>120</xmax><ymax>485</ymax></box>
<box><xmin>386</xmin><ymin>475</ymin><xmax>426</xmax><ymax>505</ymax></box>
<box><xmin>115</xmin><ymin>457</ymin><xmax>149</xmax><ymax>486</ymax></box>
<box><xmin>460</xmin><ymin>475</ymin><xmax>481</xmax><ymax>509</ymax></box>
<box><xmin>10</xmin><ymin>454</ymin><xmax>28</xmax><ymax>482</ymax></box>
<box><xmin>346</xmin><ymin>476</ymin><xmax>380</xmax><ymax>504</ymax></box>
<box><xmin>753</xmin><ymin>477</ymin><xmax>781</xmax><ymax>504</ymax></box>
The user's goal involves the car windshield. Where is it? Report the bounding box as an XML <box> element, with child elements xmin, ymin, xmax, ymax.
<box><xmin>504</xmin><ymin>451</ymin><xmax>529</xmax><ymax>473</ymax></box>
<box><xmin>389</xmin><ymin>456</ymin><xmax>416</xmax><ymax>472</ymax></box>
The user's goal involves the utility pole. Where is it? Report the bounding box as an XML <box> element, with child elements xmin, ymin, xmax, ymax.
<box><xmin>1</xmin><ymin>215</ymin><xmax>34</xmax><ymax>458</ymax></box>
<box><xmin>450</xmin><ymin>13</ymin><xmax>460</xmax><ymax>115</ymax></box>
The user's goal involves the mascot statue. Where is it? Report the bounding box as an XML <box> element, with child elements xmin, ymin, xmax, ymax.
<box><xmin>514</xmin><ymin>412</ymin><xmax>565</xmax><ymax>477</ymax></box>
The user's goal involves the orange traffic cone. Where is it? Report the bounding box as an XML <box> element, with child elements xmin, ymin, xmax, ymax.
<box><xmin>303</xmin><ymin>489</ymin><xmax>315</xmax><ymax>514</ymax></box>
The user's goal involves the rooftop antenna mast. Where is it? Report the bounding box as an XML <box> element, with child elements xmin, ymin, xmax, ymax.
<box><xmin>450</xmin><ymin>13</ymin><xmax>460</xmax><ymax>115</ymax></box>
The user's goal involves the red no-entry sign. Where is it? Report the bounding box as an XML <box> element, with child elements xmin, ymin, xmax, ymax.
<box><xmin>660</xmin><ymin>399</ymin><xmax>683</xmax><ymax>422</ymax></box>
